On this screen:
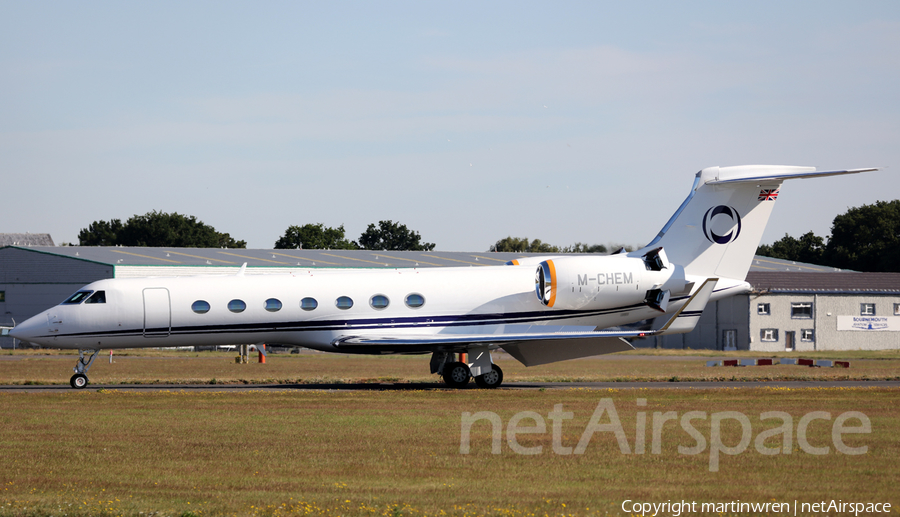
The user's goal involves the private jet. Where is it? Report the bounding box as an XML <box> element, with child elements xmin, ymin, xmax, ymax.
<box><xmin>9</xmin><ymin>165</ymin><xmax>878</xmax><ymax>389</ymax></box>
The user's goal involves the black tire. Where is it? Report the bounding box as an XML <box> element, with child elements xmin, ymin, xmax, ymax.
<box><xmin>70</xmin><ymin>373</ymin><xmax>88</xmax><ymax>389</ymax></box>
<box><xmin>474</xmin><ymin>364</ymin><xmax>504</xmax><ymax>389</ymax></box>
<box><xmin>442</xmin><ymin>362</ymin><xmax>471</xmax><ymax>388</ymax></box>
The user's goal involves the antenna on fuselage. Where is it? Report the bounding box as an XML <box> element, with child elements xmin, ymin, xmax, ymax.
<box><xmin>237</xmin><ymin>263</ymin><xmax>247</xmax><ymax>276</ymax></box>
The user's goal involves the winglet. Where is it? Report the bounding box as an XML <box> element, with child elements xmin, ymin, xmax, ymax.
<box><xmin>654</xmin><ymin>278</ymin><xmax>718</xmax><ymax>335</ymax></box>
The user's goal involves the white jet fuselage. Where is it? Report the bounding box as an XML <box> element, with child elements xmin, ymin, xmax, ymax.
<box><xmin>17</xmin><ymin>260</ymin><xmax>714</xmax><ymax>352</ymax></box>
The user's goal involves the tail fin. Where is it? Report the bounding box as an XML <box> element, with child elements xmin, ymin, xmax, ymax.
<box><xmin>636</xmin><ymin>165</ymin><xmax>878</xmax><ymax>281</ymax></box>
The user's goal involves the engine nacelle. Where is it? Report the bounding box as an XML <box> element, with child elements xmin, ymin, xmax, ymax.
<box><xmin>535</xmin><ymin>248</ymin><xmax>688</xmax><ymax>312</ymax></box>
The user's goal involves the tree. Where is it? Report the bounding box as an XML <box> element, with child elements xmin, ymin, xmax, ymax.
<box><xmin>561</xmin><ymin>242</ymin><xmax>608</xmax><ymax>253</ymax></box>
<box><xmin>78</xmin><ymin>211</ymin><xmax>246</xmax><ymax>248</ymax></box>
<box><xmin>824</xmin><ymin>200</ymin><xmax>900</xmax><ymax>272</ymax></box>
<box><xmin>274</xmin><ymin>223</ymin><xmax>359</xmax><ymax>250</ymax></box>
<box><xmin>77</xmin><ymin>219</ymin><xmax>124</xmax><ymax>246</ymax></box>
<box><xmin>756</xmin><ymin>231</ymin><xmax>825</xmax><ymax>265</ymax></box>
<box><xmin>489</xmin><ymin>237</ymin><xmax>560</xmax><ymax>253</ymax></box>
<box><xmin>357</xmin><ymin>220</ymin><xmax>435</xmax><ymax>251</ymax></box>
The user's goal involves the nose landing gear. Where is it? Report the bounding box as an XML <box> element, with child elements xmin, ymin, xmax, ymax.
<box><xmin>70</xmin><ymin>349</ymin><xmax>100</xmax><ymax>389</ymax></box>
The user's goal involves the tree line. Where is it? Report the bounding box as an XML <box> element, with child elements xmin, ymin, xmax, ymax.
<box><xmin>76</xmin><ymin>199</ymin><xmax>899</xmax><ymax>271</ymax></box>
<box><xmin>77</xmin><ymin>213</ymin><xmax>434</xmax><ymax>251</ymax></box>
<box><xmin>756</xmin><ymin>199</ymin><xmax>899</xmax><ymax>272</ymax></box>
<box><xmin>76</xmin><ymin>211</ymin><xmax>620</xmax><ymax>253</ymax></box>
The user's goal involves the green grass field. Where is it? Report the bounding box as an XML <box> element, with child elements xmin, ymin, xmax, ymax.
<box><xmin>0</xmin><ymin>387</ymin><xmax>898</xmax><ymax>516</ymax></box>
<box><xmin>1</xmin><ymin>350</ymin><xmax>899</xmax><ymax>516</ymax></box>
<box><xmin>2</xmin><ymin>348</ymin><xmax>900</xmax><ymax>386</ymax></box>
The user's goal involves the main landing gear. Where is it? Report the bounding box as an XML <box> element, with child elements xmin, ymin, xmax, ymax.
<box><xmin>70</xmin><ymin>349</ymin><xmax>100</xmax><ymax>389</ymax></box>
<box><xmin>433</xmin><ymin>348</ymin><xmax>504</xmax><ymax>389</ymax></box>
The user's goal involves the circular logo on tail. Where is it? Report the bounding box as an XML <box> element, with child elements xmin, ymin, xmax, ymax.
<box><xmin>703</xmin><ymin>205</ymin><xmax>742</xmax><ymax>244</ymax></box>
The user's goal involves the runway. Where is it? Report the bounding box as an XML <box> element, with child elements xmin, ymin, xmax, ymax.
<box><xmin>2</xmin><ymin>380</ymin><xmax>899</xmax><ymax>393</ymax></box>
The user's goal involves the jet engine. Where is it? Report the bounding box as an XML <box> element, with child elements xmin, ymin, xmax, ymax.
<box><xmin>535</xmin><ymin>248</ymin><xmax>688</xmax><ymax>312</ymax></box>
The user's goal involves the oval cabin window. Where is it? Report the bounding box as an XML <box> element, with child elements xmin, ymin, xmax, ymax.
<box><xmin>405</xmin><ymin>293</ymin><xmax>425</xmax><ymax>308</ymax></box>
<box><xmin>228</xmin><ymin>299</ymin><xmax>247</xmax><ymax>313</ymax></box>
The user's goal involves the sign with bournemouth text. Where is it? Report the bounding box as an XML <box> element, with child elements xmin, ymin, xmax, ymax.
<box><xmin>837</xmin><ymin>316</ymin><xmax>900</xmax><ymax>332</ymax></box>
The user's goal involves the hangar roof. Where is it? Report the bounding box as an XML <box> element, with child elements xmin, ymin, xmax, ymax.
<box><xmin>0</xmin><ymin>234</ymin><xmax>54</xmax><ymax>246</ymax></box>
<box><xmin>748</xmin><ymin>271</ymin><xmax>900</xmax><ymax>294</ymax></box>
<box><xmin>0</xmin><ymin>246</ymin><xmax>848</xmax><ymax>273</ymax></box>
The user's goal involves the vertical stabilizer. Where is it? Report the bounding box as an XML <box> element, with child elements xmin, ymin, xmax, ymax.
<box><xmin>637</xmin><ymin>165</ymin><xmax>877</xmax><ymax>281</ymax></box>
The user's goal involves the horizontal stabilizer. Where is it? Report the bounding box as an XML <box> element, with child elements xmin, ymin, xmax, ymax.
<box><xmin>705</xmin><ymin>167</ymin><xmax>879</xmax><ymax>185</ymax></box>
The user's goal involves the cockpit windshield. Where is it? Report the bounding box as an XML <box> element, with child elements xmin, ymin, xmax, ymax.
<box><xmin>62</xmin><ymin>290</ymin><xmax>94</xmax><ymax>305</ymax></box>
<box><xmin>84</xmin><ymin>291</ymin><xmax>106</xmax><ymax>304</ymax></box>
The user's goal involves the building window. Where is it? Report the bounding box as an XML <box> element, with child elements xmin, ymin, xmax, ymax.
<box><xmin>0</xmin><ymin>291</ymin><xmax>5</xmax><ymax>302</ymax></box>
<box><xmin>192</xmin><ymin>300</ymin><xmax>211</xmax><ymax>314</ymax></box>
<box><xmin>895</xmin><ymin>303</ymin><xmax>900</xmax><ymax>316</ymax></box>
<box><xmin>757</xmin><ymin>303</ymin><xmax>770</xmax><ymax>315</ymax></box>
<box><xmin>791</xmin><ymin>303</ymin><xmax>812</xmax><ymax>319</ymax></box>
<box><xmin>265</xmin><ymin>298</ymin><xmax>282</xmax><ymax>312</ymax></box>
<box><xmin>228</xmin><ymin>299</ymin><xmax>247</xmax><ymax>313</ymax></box>
<box><xmin>801</xmin><ymin>329</ymin><xmax>814</xmax><ymax>342</ymax></box>
<box><xmin>761</xmin><ymin>329</ymin><xmax>779</xmax><ymax>342</ymax></box>
<box><xmin>860</xmin><ymin>303</ymin><xmax>876</xmax><ymax>316</ymax></box>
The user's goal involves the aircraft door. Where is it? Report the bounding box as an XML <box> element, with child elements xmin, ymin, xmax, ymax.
<box><xmin>143</xmin><ymin>288</ymin><xmax>171</xmax><ymax>338</ymax></box>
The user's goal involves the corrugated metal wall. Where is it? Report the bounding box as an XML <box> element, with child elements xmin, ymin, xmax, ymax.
<box><xmin>0</xmin><ymin>247</ymin><xmax>113</xmax><ymax>283</ymax></box>
<box><xmin>0</xmin><ymin>247</ymin><xmax>114</xmax><ymax>348</ymax></box>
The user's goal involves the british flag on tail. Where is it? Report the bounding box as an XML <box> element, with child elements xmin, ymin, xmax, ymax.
<box><xmin>758</xmin><ymin>188</ymin><xmax>779</xmax><ymax>201</ymax></box>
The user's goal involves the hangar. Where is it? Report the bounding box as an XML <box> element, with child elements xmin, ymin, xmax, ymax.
<box><xmin>2</xmin><ymin>243</ymin><xmax>898</xmax><ymax>352</ymax></box>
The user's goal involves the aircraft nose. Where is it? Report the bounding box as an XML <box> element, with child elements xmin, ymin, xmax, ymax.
<box><xmin>8</xmin><ymin>314</ymin><xmax>47</xmax><ymax>344</ymax></box>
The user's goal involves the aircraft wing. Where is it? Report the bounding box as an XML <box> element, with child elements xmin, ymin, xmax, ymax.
<box><xmin>333</xmin><ymin>278</ymin><xmax>717</xmax><ymax>366</ymax></box>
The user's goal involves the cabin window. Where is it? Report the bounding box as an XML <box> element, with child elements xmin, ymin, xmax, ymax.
<box><xmin>405</xmin><ymin>293</ymin><xmax>425</xmax><ymax>308</ymax></box>
<box><xmin>790</xmin><ymin>303</ymin><xmax>812</xmax><ymax>319</ymax></box>
<box><xmin>62</xmin><ymin>291</ymin><xmax>93</xmax><ymax>305</ymax></box>
<box><xmin>336</xmin><ymin>296</ymin><xmax>353</xmax><ymax>310</ymax></box>
<box><xmin>370</xmin><ymin>294</ymin><xmax>389</xmax><ymax>310</ymax></box>
<box><xmin>228</xmin><ymin>299</ymin><xmax>247</xmax><ymax>313</ymax></box>
<box><xmin>192</xmin><ymin>300</ymin><xmax>211</xmax><ymax>314</ymax></box>
<box><xmin>300</xmin><ymin>297</ymin><xmax>318</xmax><ymax>311</ymax></box>
<box><xmin>761</xmin><ymin>329</ymin><xmax>778</xmax><ymax>342</ymax></box>
<box><xmin>84</xmin><ymin>291</ymin><xmax>106</xmax><ymax>304</ymax></box>
<box><xmin>860</xmin><ymin>303</ymin><xmax>876</xmax><ymax>316</ymax></box>
<box><xmin>265</xmin><ymin>298</ymin><xmax>283</xmax><ymax>312</ymax></box>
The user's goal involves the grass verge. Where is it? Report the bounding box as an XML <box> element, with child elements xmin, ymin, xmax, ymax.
<box><xmin>0</xmin><ymin>387</ymin><xmax>897</xmax><ymax>516</ymax></box>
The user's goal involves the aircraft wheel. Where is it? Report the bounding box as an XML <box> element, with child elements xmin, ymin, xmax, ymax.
<box><xmin>442</xmin><ymin>362</ymin><xmax>471</xmax><ymax>388</ymax></box>
<box><xmin>474</xmin><ymin>364</ymin><xmax>504</xmax><ymax>389</ymax></box>
<box><xmin>70</xmin><ymin>373</ymin><xmax>88</xmax><ymax>389</ymax></box>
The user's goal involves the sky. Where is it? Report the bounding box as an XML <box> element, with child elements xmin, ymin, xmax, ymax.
<box><xmin>2</xmin><ymin>1</ymin><xmax>898</xmax><ymax>251</ymax></box>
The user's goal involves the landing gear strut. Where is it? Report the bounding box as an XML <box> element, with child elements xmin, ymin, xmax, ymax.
<box><xmin>70</xmin><ymin>349</ymin><xmax>100</xmax><ymax>389</ymax></box>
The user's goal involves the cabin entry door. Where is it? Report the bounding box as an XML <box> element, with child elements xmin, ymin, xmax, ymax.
<box><xmin>143</xmin><ymin>288</ymin><xmax>171</xmax><ymax>338</ymax></box>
